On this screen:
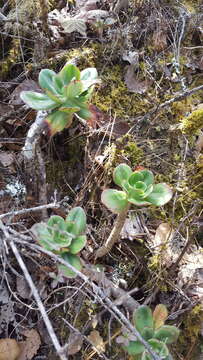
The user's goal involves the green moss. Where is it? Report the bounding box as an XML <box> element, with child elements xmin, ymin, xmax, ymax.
<box><xmin>180</xmin><ymin>109</ymin><xmax>203</xmax><ymax>134</ymax></box>
<box><xmin>92</xmin><ymin>64</ymin><xmax>151</xmax><ymax>120</ymax></box>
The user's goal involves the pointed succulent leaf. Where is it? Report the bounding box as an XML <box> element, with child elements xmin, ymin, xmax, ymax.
<box><xmin>113</xmin><ymin>164</ymin><xmax>132</xmax><ymax>188</ymax></box>
<box><xmin>133</xmin><ymin>305</ymin><xmax>154</xmax><ymax>335</ymax></box>
<box><xmin>148</xmin><ymin>339</ymin><xmax>169</xmax><ymax>357</ymax></box>
<box><xmin>153</xmin><ymin>304</ymin><xmax>168</xmax><ymax>330</ymax></box>
<box><xmin>144</xmin><ymin>183</ymin><xmax>173</xmax><ymax>206</ymax></box>
<box><xmin>154</xmin><ymin>325</ymin><xmax>180</xmax><ymax>344</ymax></box>
<box><xmin>39</xmin><ymin>69</ymin><xmax>58</xmax><ymax>94</ymax></box>
<box><xmin>59</xmin><ymin>63</ymin><xmax>80</xmax><ymax>85</ymax></box>
<box><xmin>141</xmin><ymin>327</ymin><xmax>154</xmax><ymax>340</ymax></box>
<box><xmin>45</xmin><ymin>90</ymin><xmax>63</xmax><ymax>104</ymax></box>
<box><xmin>53</xmin><ymin>75</ymin><xmax>64</xmax><ymax>93</ymax></box>
<box><xmin>65</xmin><ymin>207</ymin><xmax>86</xmax><ymax>236</ymax></box>
<box><xmin>80</xmin><ymin>67</ymin><xmax>98</xmax><ymax>81</ymax></box>
<box><xmin>20</xmin><ymin>91</ymin><xmax>58</xmax><ymax>110</ymax></box>
<box><xmin>68</xmin><ymin>235</ymin><xmax>86</xmax><ymax>254</ymax></box>
<box><xmin>124</xmin><ymin>341</ymin><xmax>145</xmax><ymax>355</ymax></box>
<box><xmin>45</xmin><ymin>110</ymin><xmax>73</xmax><ymax>135</ymax></box>
<box><xmin>65</xmin><ymin>80</ymin><xmax>83</xmax><ymax>98</ymax></box>
<box><xmin>58</xmin><ymin>253</ymin><xmax>82</xmax><ymax>278</ymax></box>
<box><xmin>101</xmin><ymin>189</ymin><xmax>129</xmax><ymax>213</ymax></box>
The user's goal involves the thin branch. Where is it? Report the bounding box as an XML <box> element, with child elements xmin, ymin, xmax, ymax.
<box><xmin>0</xmin><ymin>202</ymin><xmax>59</xmax><ymax>220</ymax></box>
<box><xmin>9</xmin><ymin>239</ymin><xmax>68</xmax><ymax>360</ymax></box>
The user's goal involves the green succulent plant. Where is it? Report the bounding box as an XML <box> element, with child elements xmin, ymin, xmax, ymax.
<box><xmin>123</xmin><ymin>304</ymin><xmax>180</xmax><ymax>360</ymax></box>
<box><xmin>20</xmin><ymin>64</ymin><xmax>99</xmax><ymax>135</ymax></box>
<box><xmin>102</xmin><ymin>164</ymin><xmax>173</xmax><ymax>213</ymax></box>
<box><xmin>31</xmin><ymin>207</ymin><xmax>86</xmax><ymax>277</ymax></box>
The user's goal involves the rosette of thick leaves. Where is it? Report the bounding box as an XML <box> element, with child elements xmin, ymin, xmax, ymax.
<box><xmin>123</xmin><ymin>304</ymin><xmax>180</xmax><ymax>360</ymax></box>
<box><xmin>101</xmin><ymin>164</ymin><xmax>173</xmax><ymax>213</ymax></box>
<box><xmin>31</xmin><ymin>207</ymin><xmax>86</xmax><ymax>277</ymax></box>
<box><xmin>20</xmin><ymin>64</ymin><xmax>99</xmax><ymax>135</ymax></box>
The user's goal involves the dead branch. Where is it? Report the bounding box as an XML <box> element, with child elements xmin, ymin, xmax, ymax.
<box><xmin>0</xmin><ymin>202</ymin><xmax>59</xmax><ymax>221</ymax></box>
<box><xmin>9</xmin><ymin>239</ymin><xmax>68</xmax><ymax>360</ymax></box>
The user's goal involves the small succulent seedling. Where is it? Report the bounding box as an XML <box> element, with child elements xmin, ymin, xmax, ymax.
<box><xmin>20</xmin><ymin>64</ymin><xmax>99</xmax><ymax>135</ymax></box>
<box><xmin>31</xmin><ymin>207</ymin><xmax>86</xmax><ymax>277</ymax></box>
<box><xmin>95</xmin><ymin>164</ymin><xmax>173</xmax><ymax>258</ymax></box>
<box><xmin>121</xmin><ymin>304</ymin><xmax>180</xmax><ymax>360</ymax></box>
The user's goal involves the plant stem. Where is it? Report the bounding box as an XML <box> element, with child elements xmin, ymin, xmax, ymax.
<box><xmin>95</xmin><ymin>204</ymin><xmax>130</xmax><ymax>258</ymax></box>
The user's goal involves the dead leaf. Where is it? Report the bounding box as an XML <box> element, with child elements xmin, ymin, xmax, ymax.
<box><xmin>16</xmin><ymin>276</ymin><xmax>31</xmax><ymax>299</ymax></box>
<box><xmin>153</xmin><ymin>304</ymin><xmax>168</xmax><ymax>329</ymax></box>
<box><xmin>67</xmin><ymin>332</ymin><xmax>83</xmax><ymax>355</ymax></box>
<box><xmin>17</xmin><ymin>329</ymin><xmax>41</xmax><ymax>360</ymax></box>
<box><xmin>0</xmin><ymin>339</ymin><xmax>21</xmax><ymax>360</ymax></box>
<box><xmin>59</xmin><ymin>17</ymin><xmax>87</xmax><ymax>36</ymax></box>
<box><xmin>121</xmin><ymin>214</ymin><xmax>143</xmax><ymax>240</ymax></box>
<box><xmin>152</xmin><ymin>30</ymin><xmax>167</xmax><ymax>52</ymax></box>
<box><xmin>9</xmin><ymin>80</ymin><xmax>41</xmax><ymax>105</ymax></box>
<box><xmin>124</xmin><ymin>65</ymin><xmax>151</xmax><ymax>94</ymax></box>
<box><xmin>153</xmin><ymin>223</ymin><xmax>173</xmax><ymax>250</ymax></box>
<box><xmin>87</xmin><ymin>330</ymin><xmax>105</xmax><ymax>353</ymax></box>
<box><xmin>0</xmin><ymin>151</ymin><xmax>15</xmax><ymax>167</ymax></box>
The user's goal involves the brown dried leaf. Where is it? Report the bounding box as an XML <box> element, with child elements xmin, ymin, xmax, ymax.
<box><xmin>0</xmin><ymin>339</ymin><xmax>21</xmax><ymax>360</ymax></box>
<box><xmin>17</xmin><ymin>329</ymin><xmax>41</xmax><ymax>360</ymax></box>
<box><xmin>124</xmin><ymin>65</ymin><xmax>151</xmax><ymax>94</ymax></box>
<box><xmin>67</xmin><ymin>333</ymin><xmax>83</xmax><ymax>355</ymax></box>
<box><xmin>87</xmin><ymin>330</ymin><xmax>105</xmax><ymax>353</ymax></box>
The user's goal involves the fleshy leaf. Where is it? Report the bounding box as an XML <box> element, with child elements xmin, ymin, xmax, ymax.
<box><xmin>39</xmin><ymin>69</ymin><xmax>58</xmax><ymax>94</ymax></box>
<box><xmin>45</xmin><ymin>110</ymin><xmax>73</xmax><ymax>135</ymax></box>
<box><xmin>148</xmin><ymin>339</ymin><xmax>169</xmax><ymax>357</ymax></box>
<box><xmin>141</xmin><ymin>327</ymin><xmax>154</xmax><ymax>340</ymax></box>
<box><xmin>144</xmin><ymin>183</ymin><xmax>173</xmax><ymax>206</ymax></box>
<box><xmin>59</xmin><ymin>63</ymin><xmax>80</xmax><ymax>85</ymax></box>
<box><xmin>124</xmin><ymin>341</ymin><xmax>145</xmax><ymax>355</ymax></box>
<box><xmin>31</xmin><ymin>223</ymin><xmax>57</xmax><ymax>251</ymax></box>
<box><xmin>138</xmin><ymin>170</ymin><xmax>154</xmax><ymax>186</ymax></box>
<box><xmin>80</xmin><ymin>68</ymin><xmax>98</xmax><ymax>91</ymax></box>
<box><xmin>128</xmin><ymin>172</ymin><xmax>144</xmax><ymax>187</ymax></box>
<box><xmin>65</xmin><ymin>80</ymin><xmax>83</xmax><ymax>98</ymax></box>
<box><xmin>65</xmin><ymin>207</ymin><xmax>86</xmax><ymax>236</ymax></box>
<box><xmin>101</xmin><ymin>189</ymin><xmax>128</xmax><ymax>213</ymax></box>
<box><xmin>53</xmin><ymin>75</ymin><xmax>64</xmax><ymax>93</ymax></box>
<box><xmin>154</xmin><ymin>325</ymin><xmax>180</xmax><ymax>344</ymax></box>
<box><xmin>68</xmin><ymin>235</ymin><xmax>86</xmax><ymax>254</ymax></box>
<box><xmin>20</xmin><ymin>91</ymin><xmax>58</xmax><ymax>110</ymax></box>
<box><xmin>45</xmin><ymin>90</ymin><xmax>63</xmax><ymax>103</ymax></box>
<box><xmin>58</xmin><ymin>253</ymin><xmax>82</xmax><ymax>278</ymax></box>
<box><xmin>133</xmin><ymin>305</ymin><xmax>154</xmax><ymax>335</ymax></box>
<box><xmin>153</xmin><ymin>304</ymin><xmax>168</xmax><ymax>330</ymax></box>
<box><xmin>113</xmin><ymin>164</ymin><xmax>132</xmax><ymax>188</ymax></box>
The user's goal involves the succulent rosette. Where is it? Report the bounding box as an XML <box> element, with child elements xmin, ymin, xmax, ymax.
<box><xmin>20</xmin><ymin>64</ymin><xmax>99</xmax><ymax>135</ymax></box>
<box><xmin>102</xmin><ymin>164</ymin><xmax>173</xmax><ymax>213</ymax></box>
<box><xmin>31</xmin><ymin>207</ymin><xmax>86</xmax><ymax>277</ymax></box>
<box><xmin>123</xmin><ymin>304</ymin><xmax>180</xmax><ymax>360</ymax></box>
